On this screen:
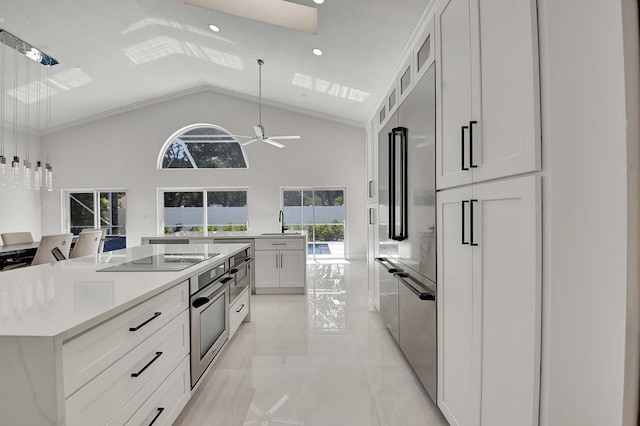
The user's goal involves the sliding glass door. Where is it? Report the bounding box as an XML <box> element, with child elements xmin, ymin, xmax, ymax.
<box><xmin>282</xmin><ymin>187</ymin><xmax>346</xmax><ymax>259</ymax></box>
<box><xmin>67</xmin><ymin>191</ymin><xmax>127</xmax><ymax>251</ymax></box>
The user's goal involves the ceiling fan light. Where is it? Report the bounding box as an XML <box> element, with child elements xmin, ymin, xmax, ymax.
<box><xmin>208</xmin><ymin>24</ymin><xmax>220</xmax><ymax>32</ymax></box>
<box><xmin>313</xmin><ymin>0</ymin><xmax>325</xmax><ymax>4</ymax></box>
<box><xmin>312</xmin><ymin>48</ymin><xmax>323</xmax><ymax>56</ymax></box>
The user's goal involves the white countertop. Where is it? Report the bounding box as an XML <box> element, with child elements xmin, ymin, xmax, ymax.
<box><xmin>0</xmin><ymin>243</ymin><xmax>248</xmax><ymax>340</ymax></box>
<box><xmin>146</xmin><ymin>231</ymin><xmax>306</xmax><ymax>239</ymax></box>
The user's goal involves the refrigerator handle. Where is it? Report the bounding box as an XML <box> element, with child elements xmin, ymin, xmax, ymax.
<box><xmin>461</xmin><ymin>125</ymin><xmax>469</xmax><ymax>171</ymax></box>
<box><xmin>462</xmin><ymin>200</ymin><xmax>469</xmax><ymax>245</ymax></box>
<box><xmin>470</xmin><ymin>199</ymin><xmax>478</xmax><ymax>246</ymax></box>
<box><xmin>469</xmin><ymin>121</ymin><xmax>478</xmax><ymax>168</ymax></box>
<box><xmin>388</xmin><ymin>131</ymin><xmax>394</xmax><ymax>240</ymax></box>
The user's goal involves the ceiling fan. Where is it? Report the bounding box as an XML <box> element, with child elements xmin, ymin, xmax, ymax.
<box><xmin>235</xmin><ymin>59</ymin><xmax>301</xmax><ymax>148</ymax></box>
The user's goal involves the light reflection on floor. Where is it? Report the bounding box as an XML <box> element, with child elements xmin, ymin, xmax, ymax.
<box><xmin>175</xmin><ymin>261</ymin><xmax>448</xmax><ymax>426</ymax></box>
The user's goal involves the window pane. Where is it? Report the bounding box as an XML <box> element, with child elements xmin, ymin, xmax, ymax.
<box><xmin>69</xmin><ymin>192</ymin><xmax>95</xmax><ymax>235</ymax></box>
<box><xmin>161</xmin><ymin>126</ymin><xmax>248</xmax><ymax>169</ymax></box>
<box><xmin>283</xmin><ymin>189</ymin><xmax>314</xmax><ymax>239</ymax></box>
<box><xmin>163</xmin><ymin>192</ymin><xmax>204</xmax><ymax>233</ymax></box>
<box><xmin>100</xmin><ymin>192</ymin><xmax>127</xmax><ymax>252</ymax></box>
<box><xmin>207</xmin><ymin>191</ymin><xmax>248</xmax><ymax>231</ymax></box>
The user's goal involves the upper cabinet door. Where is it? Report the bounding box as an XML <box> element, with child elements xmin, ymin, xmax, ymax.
<box><xmin>436</xmin><ymin>0</ymin><xmax>474</xmax><ymax>190</ymax></box>
<box><xmin>436</xmin><ymin>0</ymin><xmax>541</xmax><ymax>190</ymax></box>
<box><xmin>470</xmin><ymin>0</ymin><xmax>541</xmax><ymax>183</ymax></box>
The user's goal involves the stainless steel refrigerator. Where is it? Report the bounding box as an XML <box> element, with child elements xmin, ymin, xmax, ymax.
<box><xmin>376</xmin><ymin>63</ymin><xmax>437</xmax><ymax>402</ymax></box>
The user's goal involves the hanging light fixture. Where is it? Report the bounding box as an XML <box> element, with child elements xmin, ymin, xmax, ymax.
<box><xmin>34</xmin><ymin>65</ymin><xmax>41</xmax><ymax>191</ymax></box>
<box><xmin>45</xmin><ymin>65</ymin><xmax>52</xmax><ymax>192</ymax></box>
<box><xmin>23</xmin><ymin>56</ymin><xmax>31</xmax><ymax>189</ymax></box>
<box><xmin>0</xmin><ymin>30</ymin><xmax>58</xmax><ymax>190</ymax></box>
<box><xmin>0</xmin><ymin>41</ymin><xmax>6</xmax><ymax>186</ymax></box>
<box><xmin>11</xmin><ymin>46</ymin><xmax>20</xmax><ymax>188</ymax></box>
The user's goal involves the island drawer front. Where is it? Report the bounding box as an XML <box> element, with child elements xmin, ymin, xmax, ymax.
<box><xmin>230</xmin><ymin>288</ymin><xmax>249</xmax><ymax>337</ymax></box>
<box><xmin>62</xmin><ymin>282</ymin><xmax>189</xmax><ymax>397</ymax></box>
<box><xmin>255</xmin><ymin>238</ymin><xmax>304</xmax><ymax>251</ymax></box>
<box><xmin>65</xmin><ymin>310</ymin><xmax>189</xmax><ymax>426</ymax></box>
<box><xmin>106</xmin><ymin>355</ymin><xmax>190</xmax><ymax>426</ymax></box>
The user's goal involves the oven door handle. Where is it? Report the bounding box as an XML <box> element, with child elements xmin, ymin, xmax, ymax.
<box><xmin>230</xmin><ymin>257</ymin><xmax>253</xmax><ymax>274</ymax></box>
<box><xmin>192</xmin><ymin>296</ymin><xmax>211</xmax><ymax>309</ymax></box>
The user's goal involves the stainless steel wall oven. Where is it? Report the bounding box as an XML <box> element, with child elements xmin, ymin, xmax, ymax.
<box><xmin>190</xmin><ymin>262</ymin><xmax>231</xmax><ymax>387</ymax></box>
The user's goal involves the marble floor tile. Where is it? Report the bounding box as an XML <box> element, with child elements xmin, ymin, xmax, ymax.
<box><xmin>176</xmin><ymin>260</ymin><xmax>448</xmax><ymax>425</ymax></box>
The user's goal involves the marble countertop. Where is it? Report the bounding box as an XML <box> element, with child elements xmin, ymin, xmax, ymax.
<box><xmin>0</xmin><ymin>243</ymin><xmax>249</xmax><ymax>340</ymax></box>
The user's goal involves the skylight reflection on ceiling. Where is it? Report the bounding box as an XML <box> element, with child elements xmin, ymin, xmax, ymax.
<box><xmin>124</xmin><ymin>36</ymin><xmax>243</xmax><ymax>70</ymax></box>
<box><xmin>292</xmin><ymin>73</ymin><xmax>369</xmax><ymax>102</ymax></box>
<box><xmin>122</xmin><ymin>18</ymin><xmax>183</xmax><ymax>35</ymax></box>
<box><xmin>8</xmin><ymin>68</ymin><xmax>92</xmax><ymax>104</ymax></box>
<box><xmin>122</xmin><ymin>18</ymin><xmax>233</xmax><ymax>43</ymax></box>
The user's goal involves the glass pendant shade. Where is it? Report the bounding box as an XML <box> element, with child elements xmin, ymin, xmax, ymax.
<box><xmin>34</xmin><ymin>161</ymin><xmax>42</xmax><ymax>190</ymax></box>
<box><xmin>0</xmin><ymin>156</ymin><xmax>6</xmax><ymax>186</ymax></box>
<box><xmin>23</xmin><ymin>160</ymin><xmax>31</xmax><ymax>188</ymax></box>
<box><xmin>45</xmin><ymin>163</ymin><xmax>52</xmax><ymax>191</ymax></box>
<box><xmin>11</xmin><ymin>156</ymin><xmax>19</xmax><ymax>188</ymax></box>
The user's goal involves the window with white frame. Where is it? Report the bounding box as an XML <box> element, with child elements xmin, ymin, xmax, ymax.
<box><xmin>161</xmin><ymin>189</ymin><xmax>248</xmax><ymax>233</ymax></box>
<box><xmin>65</xmin><ymin>190</ymin><xmax>127</xmax><ymax>251</ymax></box>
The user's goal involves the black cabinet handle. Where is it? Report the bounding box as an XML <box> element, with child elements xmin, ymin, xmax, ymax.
<box><xmin>129</xmin><ymin>312</ymin><xmax>161</xmax><ymax>332</ymax></box>
<box><xmin>229</xmin><ymin>268</ymin><xmax>238</xmax><ymax>274</ymax></box>
<box><xmin>220</xmin><ymin>276</ymin><xmax>234</xmax><ymax>284</ymax></box>
<box><xmin>374</xmin><ymin>257</ymin><xmax>403</xmax><ymax>274</ymax></box>
<box><xmin>461</xmin><ymin>125</ymin><xmax>469</xmax><ymax>171</ymax></box>
<box><xmin>462</xmin><ymin>200</ymin><xmax>469</xmax><ymax>245</ymax></box>
<box><xmin>148</xmin><ymin>407</ymin><xmax>165</xmax><ymax>426</ymax></box>
<box><xmin>470</xmin><ymin>199</ymin><xmax>478</xmax><ymax>246</ymax></box>
<box><xmin>236</xmin><ymin>304</ymin><xmax>245</xmax><ymax>313</ymax></box>
<box><xmin>131</xmin><ymin>352</ymin><xmax>163</xmax><ymax>378</ymax></box>
<box><xmin>394</xmin><ymin>272</ymin><xmax>436</xmax><ymax>301</ymax></box>
<box><xmin>469</xmin><ymin>121</ymin><xmax>478</xmax><ymax>168</ymax></box>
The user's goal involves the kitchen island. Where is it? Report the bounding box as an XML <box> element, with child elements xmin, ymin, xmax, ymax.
<box><xmin>0</xmin><ymin>242</ymin><xmax>249</xmax><ymax>426</ymax></box>
<box><xmin>142</xmin><ymin>231</ymin><xmax>307</xmax><ymax>294</ymax></box>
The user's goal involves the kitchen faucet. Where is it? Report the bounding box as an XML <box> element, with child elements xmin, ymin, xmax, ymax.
<box><xmin>278</xmin><ymin>210</ymin><xmax>285</xmax><ymax>233</ymax></box>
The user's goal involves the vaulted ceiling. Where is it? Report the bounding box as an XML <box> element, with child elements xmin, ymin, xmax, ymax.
<box><xmin>0</xmin><ymin>0</ymin><xmax>431</xmax><ymax>130</ymax></box>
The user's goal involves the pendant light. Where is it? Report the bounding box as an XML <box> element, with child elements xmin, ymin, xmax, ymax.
<box><xmin>23</xmin><ymin>57</ymin><xmax>31</xmax><ymax>189</ymax></box>
<box><xmin>45</xmin><ymin>65</ymin><xmax>52</xmax><ymax>192</ymax></box>
<box><xmin>11</xmin><ymin>46</ymin><xmax>20</xmax><ymax>188</ymax></box>
<box><xmin>0</xmin><ymin>41</ymin><xmax>6</xmax><ymax>186</ymax></box>
<box><xmin>34</xmin><ymin>65</ymin><xmax>41</xmax><ymax>191</ymax></box>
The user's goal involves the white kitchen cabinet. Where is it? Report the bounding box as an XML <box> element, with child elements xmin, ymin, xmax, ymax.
<box><xmin>435</xmin><ymin>0</ymin><xmax>540</xmax><ymax>190</ymax></box>
<box><xmin>255</xmin><ymin>238</ymin><xmax>306</xmax><ymax>293</ymax></box>
<box><xmin>367</xmin><ymin>120</ymin><xmax>378</xmax><ymax>203</ymax></box>
<box><xmin>437</xmin><ymin>175</ymin><xmax>541</xmax><ymax>426</ymax></box>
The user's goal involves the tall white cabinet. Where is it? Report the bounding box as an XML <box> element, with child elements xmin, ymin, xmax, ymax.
<box><xmin>437</xmin><ymin>176</ymin><xmax>541</xmax><ymax>426</ymax></box>
<box><xmin>435</xmin><ymin>0</ymin><xmax>540</xmax><ymax>190</ymax></box>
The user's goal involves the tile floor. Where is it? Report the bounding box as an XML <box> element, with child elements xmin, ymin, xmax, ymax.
<box><xmin>175</xmin><ymin>260</ymin><xmax>448</xmax><ymax>426</ymax></box>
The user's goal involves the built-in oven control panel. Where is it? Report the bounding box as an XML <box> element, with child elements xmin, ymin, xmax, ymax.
<box><xmin>189</xmin><ymin>261</ymin><xmax>228</xmax><ymax>295</ymax></box>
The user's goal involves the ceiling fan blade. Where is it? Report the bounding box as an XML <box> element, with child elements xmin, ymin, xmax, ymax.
<box><xmin>253</xmin><ymin>125</ymin><xmax>264</xmax><ymax>139</ymax></box>
<box><xmin>241</xmin><ymin>139</ymin><xmax>258</xmax><ymax>146</ymax></box>
<box><xmin>264</xmin><ymin>138</ymin><xmax>285</xmax><ymax>148</ymax></box>
<box><xmin>268</xmin><ymin>135</ymin><xmax>301</xmax><ymax>140</ymax></box>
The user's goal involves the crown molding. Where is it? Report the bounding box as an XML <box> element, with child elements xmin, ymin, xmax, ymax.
<box><xmin>42</xmin><ymin>84</ymin><xmax>366</xmax><ymax>135</ymax></box>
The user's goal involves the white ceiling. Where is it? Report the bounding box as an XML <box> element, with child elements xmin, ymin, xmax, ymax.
<box><xmin>0</xmin><ymin>0</ymin><xmax>432</xmax><ymax>130</ymax></box>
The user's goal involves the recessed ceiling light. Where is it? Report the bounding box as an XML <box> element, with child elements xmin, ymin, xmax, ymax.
<box><xmin>313</xmin><ymin>0</ymin><xmax>325</xmax><ymax>4</ymax></box>
<box><xmin>208</xmin><ymin>24</ymin><xmax>220</xmax><ymax>32</ymax></box>
<box><xmin>312</xmin><ymin>48</ymin><xmax>323</xmax><ymax>56</ymax></box>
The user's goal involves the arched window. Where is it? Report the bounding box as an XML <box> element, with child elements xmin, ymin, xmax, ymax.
<box><xmin>158</xmin><ymin>124</ymin><xmax>248</xmax><ymax>169</ymax></box>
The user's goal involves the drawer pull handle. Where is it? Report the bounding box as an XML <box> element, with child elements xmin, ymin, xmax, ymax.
<box><xmin>236</xmin><ymin>304</ymin><xmax>245</xmax><ymax>313</ymax></box>
<box><xmin>149</xmin><ymin>407</ymin><xmax>165</xmax><ymax>426</ymax></box>
<box><xmin>271</xmin><ymin>243</ymin><xmax>287</xmax><ymax>246</ymax></box>
<box><xmin>129</xmin><ymin>312</ymin><xmax>161</xmax><ymax>332</ymax></box>
<box><xmin>131</xmin><ymin>352</ymin><xmax>163</xmax><ymax>378</ymax></box>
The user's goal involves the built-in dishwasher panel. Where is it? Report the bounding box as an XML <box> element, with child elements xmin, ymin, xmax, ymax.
<box><xmin>376</xmin><ymin>256</ymin><xmax>401</xmax><ymax>344</ymax></box>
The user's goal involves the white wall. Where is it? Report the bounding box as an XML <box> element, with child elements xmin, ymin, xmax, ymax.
<box><xmin>0</xmin><ymin>128</ymin><xmax>42</xmax><ymax>242</ymax></box>
<box><xmin>40</xmin><ymin>90</ymin><xmax>367</xmax><ymax>258</ymax></box>
<box><xmin>538</xmin><ymin>0</ymin><xmax>636</xmax><ymax>424</ymax></box>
